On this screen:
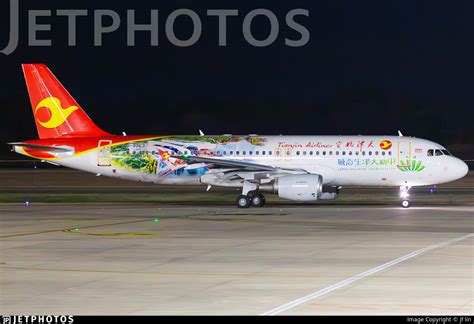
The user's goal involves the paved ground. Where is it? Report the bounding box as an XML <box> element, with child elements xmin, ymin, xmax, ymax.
<box><xmin>0</xmin><ymin>169</ymin><xmax>473</xmax><ymax>206</ymax></box>
<box><xmin>0</xmin><ymin>204</ymin><xmax>472</xmax><ymax>315</ymax></box>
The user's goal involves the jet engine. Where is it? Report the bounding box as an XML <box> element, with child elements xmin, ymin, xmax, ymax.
<box><xmin>260</xmin><ymin>174</ymin><xmax>323</xmax><ymax>201</ymax></box>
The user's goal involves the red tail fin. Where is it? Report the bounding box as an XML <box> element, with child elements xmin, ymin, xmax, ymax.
<box><xmin>22</xmin><ymin>64</ymin><xmax>111</xmax><ymax>139</ymax></box>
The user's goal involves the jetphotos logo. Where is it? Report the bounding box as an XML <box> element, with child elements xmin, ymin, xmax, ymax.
<box><xmin>1</xmin><ymin>316</ymin><xmax>73</xmax><ymax>324</ymax></box>
<box><xmin>0</xmin><ymin>0</ymin><xmax>310</xmax><ymax>55</ymax></box>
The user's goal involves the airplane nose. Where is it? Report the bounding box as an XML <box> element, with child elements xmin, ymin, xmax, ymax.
<box><xmin>460</xmin><ymin>160</ymin><xmax>469</xmax><ymax>178</ymax></box>
<box><xmin>452</xmin><ymin>158</ymin><xmax>469</xmax><ymax>180</ymax></box>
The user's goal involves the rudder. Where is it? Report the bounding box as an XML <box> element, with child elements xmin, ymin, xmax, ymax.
<box><xmin>22</xmin><ymin>64</ymin><xmax>110</xmax><ymax>139</ymax></box>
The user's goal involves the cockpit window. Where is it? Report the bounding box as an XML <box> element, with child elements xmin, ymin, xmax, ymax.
<box><xmin>428</xmin><ymin>148</ymin><xmax>451</xmax><ymax>157</ymax></box>
<box><xmin>441</xmin><ymin>149</ymin><xmax>452</xmax><ymax>156</ymax></box>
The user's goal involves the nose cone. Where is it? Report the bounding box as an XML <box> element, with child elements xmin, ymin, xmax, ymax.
<box><xmin>451</xmin><ymin>158</ymin><xmax>469</xmax><ymax>181</ymax></box>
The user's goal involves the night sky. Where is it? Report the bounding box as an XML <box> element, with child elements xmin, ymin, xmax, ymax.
<box><xmin>0</xmin><ymin>0</ymin><xmax>473</xmax><ymax>159</ymax></box>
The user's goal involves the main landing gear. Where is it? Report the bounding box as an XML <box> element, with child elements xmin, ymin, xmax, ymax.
<box><xmin>236</xmin><ymin>192</ymin><xmax>265</xmax><ymax>208</ymax></box>
<box><xmin>399</xmin><ymin>185</ymin><xmax>411</xmax><ymax>208</ymax></box>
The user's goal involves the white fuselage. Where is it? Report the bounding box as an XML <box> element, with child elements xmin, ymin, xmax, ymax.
<box><xmin>31</xmin><ymin>135</ymin><xmax>468</xmax><ymax>188</ymax></box>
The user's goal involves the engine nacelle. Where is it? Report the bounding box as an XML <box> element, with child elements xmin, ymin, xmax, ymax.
<box><xmin>261</xmin><ymin>174</ymin><xmax>323</xmax><ymax>201</ymax></box>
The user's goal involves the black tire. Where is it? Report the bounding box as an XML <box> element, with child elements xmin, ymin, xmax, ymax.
<box><xmin>250</xmin><ymin>194</ymin><xmax>265</xmax><ymax>207</ymax></box>
<box><xmin>236</xmin><ymin>195</ymin><xmax>251</xmax><ymax>208</ymax></box>
<box><xmin>401</xmin><ymin>200</ymin><xmax>410</xmax><ymax>208</ymax></box>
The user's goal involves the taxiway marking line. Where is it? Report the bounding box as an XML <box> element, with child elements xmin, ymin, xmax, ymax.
<box><xmin>261</xmin><ymin>232</ymin><xmax>474</xmax><ymax>316</ymax></box>
<box><xmin>0</xmin><ymin>219</ymin><xmax>150</xmax><ymax>239</ymax></box>
<box><xmin>0</xmin><ymin>212</ymin><xmax>207</xmax><ymax>239</ymax></box>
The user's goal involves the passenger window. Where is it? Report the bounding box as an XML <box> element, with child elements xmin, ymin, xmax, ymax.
<box><xmin>368</xmin><ymin>151</ymin><xmax>372</xmax><ymax>156</ymax></box>
<box><xmin>349</xmin><ymin>151</ymin><xmax>352</xmax><ymax>156</ymax></box>
<box><xmin>223</xmin><ymin>151</ymin><xmax>227</xmax><ymax>156</ymax></box>
<box><xmin>329</xmin><ymin>151</ymin><xmax>333</xmax><ymax>155</ymax></box>
<box><xmin>230</xmin><ymin>151</ymin><xmax>233</xmax><ymax>155</ymax></box>
<box><xmin>382</xmin><ymin>151</ymin><xmax>385</xmax><ymax>156</ymax></box>
<box><xmin>242</xmin><ymin>151</ymin><xmax>246</xmax><ymax>155</ymax></box>
<box><xmin>296</xmin><ymin>151</ymin><xmax>300</xmax><ymax>156</ymax></box>
<box><xmin>262</xmin><ymin>151</ymin><xmax>266</xmax><ymax>156</ymax></box>
<box><xmin>310</xmin><ymin>151</ymin><xmax>313</xmax><ymax>155</ymax></box>
<box><xmin>355</xmin><ymin>151</ymin><xmax>359</xmax><ymax>156</ymax></box>
<box><xmin>336</xmin><ymin>151</ymin><xmax>339</xmax><ymax>155</ymax></box>
<box><xmin>388</xmin><ymin>151</ymin><xmax>392</xmax><ymax>156</ymax></box>
<box><xmin>268</xmin><ymin>151</ymin><xmax>272</xmax><ymax>156</ymax></box>
<box><xmin>323</xmin><ymin>151</ymin><xmax>326</xmax><ymax>156</ymax></box>
<box><xmin>286</xmin><ymin>150</ymin><xmax>290</xmax><ymax>156</ymax></box>
<box><xmin>256</xmin><ymin>151</ymin><xmax>259</xmax><ymax>155</ymax></box>
<box><xmin>342</xmin><ymin>151</ymin><xmax>346</xmax><ymax>156</ymax></box>
<box><xmin>316</xmin><ymin>151</ymin><xmax>320</xmax><ymax>155</ymax></box>
<box><xmin>303</xmin><ymin>151</ymin><xmax>307</xmax><ymax>155</ymax></box>
<box><xmin>435</xmin><ymin>149</ymin><xmax>443</xmax><ymax>156</ymax></box>
<box><xmin>236</xmin><ymin>151</ymin><xmax>240</xmax><ymax>155</ymax></box>
<box><xmin>249</xmin><ymin>151</ymin><xmax>253</xmax><ymax>155</ymax></box>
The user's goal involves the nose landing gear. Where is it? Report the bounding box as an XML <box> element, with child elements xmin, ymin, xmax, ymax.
<box><xmin>400</xmin><ymin>185</ymin><xmax>411</xmax><ymax>208</ymax></box>
<box><xmin>401</xmin><ymin>199</ymin><xmax>411</xmax><ymax>208</ymax></box>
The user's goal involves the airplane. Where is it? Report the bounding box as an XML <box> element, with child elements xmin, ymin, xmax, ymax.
<box><xmin>10</xmin><ymin>64</ymin><xmax>469</xmax><ymax>208</ymax></box>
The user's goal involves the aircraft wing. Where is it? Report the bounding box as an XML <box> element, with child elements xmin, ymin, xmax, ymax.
<box><xmin>172</xmin><ymin>155</ymin><xmax>307</xmax><ymax>173</ymax></box>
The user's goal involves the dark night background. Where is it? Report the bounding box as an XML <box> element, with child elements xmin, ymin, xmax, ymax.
<box><xmin>0</xmin><ymin>0</ymin><xmax>473</xmax><ymax>160</ymax></box>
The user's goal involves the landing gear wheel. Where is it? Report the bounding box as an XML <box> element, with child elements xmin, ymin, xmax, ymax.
<box><xmin>401</xmin><ymin>200</ymin><xmax>410</xmax><ymax>208</ymax></box>
<box><xmin>250</xmin><ymin>193</ymin><xmax>265</xmax><ymax>207</ymax></box>
<box><xmin>236</xmin><ymin>195</ymin><xmax>251</xmax><ymax>208</ymax></box>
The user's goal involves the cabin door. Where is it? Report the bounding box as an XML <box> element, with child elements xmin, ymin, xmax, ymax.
<box><xmin>98</xmin><ymin>140</ymin><xmax>112</xmax><ymax>166</ymax></box>
<box><xmin>397</xmin><ymin>141</ymin><xmax>411</xmax><ymax>166</ymax></box>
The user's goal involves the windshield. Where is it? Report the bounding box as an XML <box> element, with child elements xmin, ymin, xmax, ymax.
<box><xmin>427</xmin><ymin>149</ymin><xmax>453</xmax><ymax>157</ymax></box>
<box><xmin>441</xmin><ymin>149</ymin><xmax>452</xmax><ymax>156</ymax></box>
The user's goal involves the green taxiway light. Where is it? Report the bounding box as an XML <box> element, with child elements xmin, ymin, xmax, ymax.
<box><xmin>73</xmin><ymin>228</ymin><xmax>80</xmax><ymax>232</ymax></box>
<box><xmin>153</xmin><ymin>218</ymin><xmax>160</xmax><ymax>223</ymax></box>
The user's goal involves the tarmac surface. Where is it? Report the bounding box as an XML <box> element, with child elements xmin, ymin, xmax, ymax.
<box><xmin>0</xmin><ymin>169</ymin><xmax>473</xmax><ymax>315</ymax></box>
<box><xmin>0</xmin><ymin>204</ymin><xmax>473</xmax><ymax>315</ymax></box>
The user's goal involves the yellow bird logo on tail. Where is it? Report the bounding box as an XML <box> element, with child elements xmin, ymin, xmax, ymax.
<box><xmin>35</xmin><ymin>97</ymin><xmax>79</xmax><ymax>129</ymax></box>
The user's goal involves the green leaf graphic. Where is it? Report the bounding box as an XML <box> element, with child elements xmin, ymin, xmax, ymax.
<box><xmin>397</xmin><ymin>159</ymin><xmax>425</xmax><ymax>172</ymax></box>
<box><xmin>415</xmin><ymin>160</ymin><xmax>422</xmax><ymax>170</ymax></box>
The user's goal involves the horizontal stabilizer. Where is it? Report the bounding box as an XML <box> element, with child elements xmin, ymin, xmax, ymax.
<box><xmin>9</xmin><ymin>142</ymin><xmax>74</xmax><ymax>153</ymax></box>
